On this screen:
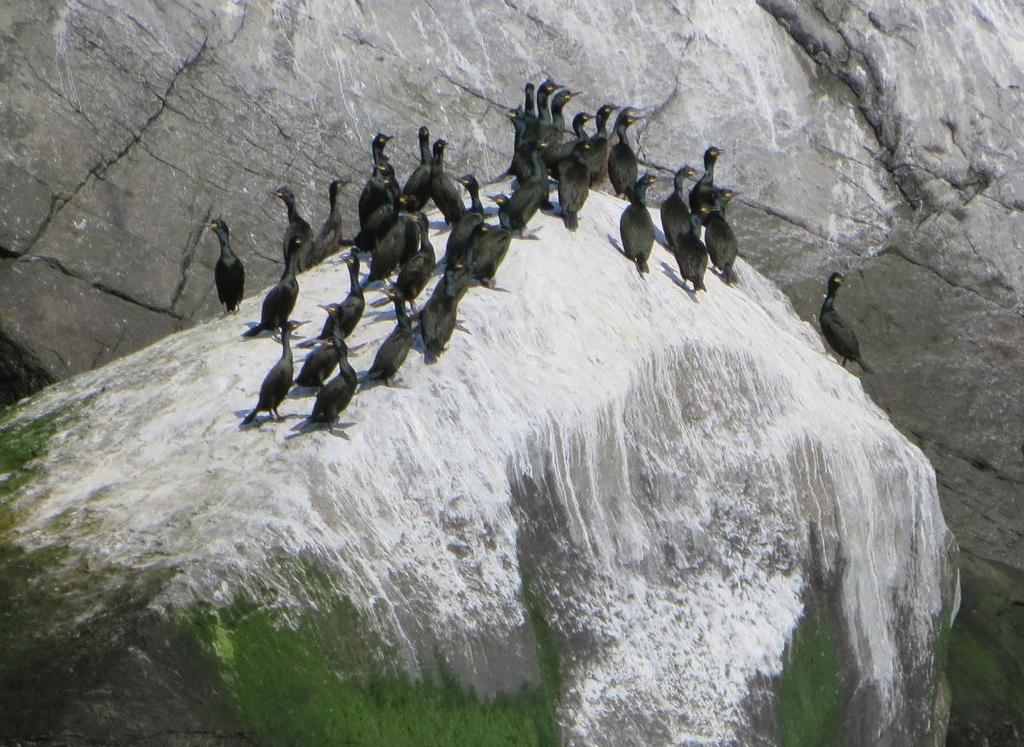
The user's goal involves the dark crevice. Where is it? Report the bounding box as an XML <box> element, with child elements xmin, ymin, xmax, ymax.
<box><xmin>171</xmin><ymin>206</ymin><xmax>214</xmax><ymax>311</ymax></box>
<box><xmin>22</xmin><ymin>36</ymin><xmax>210</xmax><ymax>258</ymax></box>
<box><xmin>0</xmin><ymin>245</ymin><xmax>22</xmax><ymax>259</ymax></box>
<box><xmin>28</xmin><ymin>256</ymin><xmax>185</xmax><ymax>321</ymax></box>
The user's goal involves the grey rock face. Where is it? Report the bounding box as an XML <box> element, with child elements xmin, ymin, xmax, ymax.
<box><xmin>0</xmin><ymin>0</ymin><xmax>1019</xmax><ymax>623</ymax></box>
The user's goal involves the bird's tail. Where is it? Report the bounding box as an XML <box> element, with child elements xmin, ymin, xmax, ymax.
<box><xmin>721</xmin><ymin>264</ymin><xmax>737</xmax><ymax>285</ymax></box>
<box><xmin>241</xmin><ymin>409</ymin><xmax>258</xmax><ymax>425</ymax></box>
<box><xmin>693</xmin><ymin>275</ymin><xmax>707</xmax><ymax>292</ymax></box>
<box><xmin>563</xmin><ymin>210</ymin><xmax>578</xmax><ymax>231</ymax></box>
<box><xmin>857</xmin><ymin>357</ymin><xmax>875</xmax><ymax>374</ymax></box>
<box><xmin>636</xmin><ymin>257</ymin><xmax>649</xmax><ymax>276</ymax></box>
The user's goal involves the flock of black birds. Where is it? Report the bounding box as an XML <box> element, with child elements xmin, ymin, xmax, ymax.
<box><xmin>205</xmin><ymin>77</ymin><xmax>872</xmax><ymax>435</ymax></box>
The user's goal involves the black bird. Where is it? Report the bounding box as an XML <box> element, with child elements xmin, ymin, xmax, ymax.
<box><xmin>820</xmin><ymin>273</ymin><xmax>873</xmax><ymax>372</ymax></box>
<box><xmin>372</xmin><ymin>132</ymin><xmax>393</xmax><ymax>166</ymax></box>
<box><xmin>703</xmin><ymin>188</ymin><xmax>739</xmax><ymax>285</ymax></box>
<box><xmin>303</xmin><ymin>313</ymin><xmax>359</xmax><ymax>435</ymax></box>
<box><xmin>545</xmin><ymin>112</ymin><xmax>592</xmax><ymax>178</ymax></box>
<box><xmin>608</xmin><ymin>108</ymin><xmax>641</xmax><ymax>197</ymax></box>
<box><xmin>505</xmin><ymin>109</ymin><xmax>534</xmax><ymax>186</ymax></box>
<box><xmin>309</xmin><ymin>178</ymin><xmax>347</xmax><ymax>267</ymax></box>
<box><xmin>429</xmin><ymin>139</ymin><xmax>466</xmax><ymax>226</ymax></box>
<box><xmin>364</xmin><ymin>289</ymin><xmax>413</xmax><ymax>386</ymax></box>
<box><xmin>660</xmin><ymin>164</ymin><xmax>697</xmax><ymax>251</ymax></box>
<box><xmin>243</xmin><ymin>235</ymin><xmax>302</xmax><ymax>337</ymax></box>
<box><xmin>392</xmin><ymin>213</ymin><xmax>435</xmax><ymax>310</ymax></box>
<box><xmin>490</xmin><ymin>194</ymin><xmax>512</xmax><ymax>231</ymax></box>
<box><xmin>355</xmin><ymin>167</ymin><xmax>399</xmax><ymax>255</ymax></box>
<box><xmin>294</xmin><ymin>310</ymin><xmax>341</xmax><ymax>389</ymax></box>
<box><xmin>359</xmin><ymin>163</ymin><xmax>393</xmax><ymax>231</ymax></box>
<box><xmin>305</xmin><ymin>253</ymin><xmax>364</xmax><ymax>348</ymax></box>
<box><xmin>619</xmin><ymin>173</ymin><xmax>657</xmax><ymax>275</ymax></box>
<box><xmin>401</xmin><ymin>126</ymin><xmax>433</xmax><ymax>211</ymax></box>
<box><xmin>523</xmin><ymin>82</ymin><xmax>537</xmax><ymax>119</ymax></box>
<box><xmin>688</xmin><ymin>146</ymin><xmax>723</xmax><ymax>214</ymax></box>
<box><xmin>442</xmin><ymin>174</ymin><xmax>486</xmax><ymax>269</ymax></box>
<box><xmin>420</xmin><ymin>263</ymin><xmax>475</xmax><ymax>363</ymax></box>
<box><xmin>273</xmin><ymin>185</ymin><xmax>314</xmax><ymax>272</ymax></box>
<box><xmin>585</xmin><ymin>104</ymin><xmax>619</xmax><ymax>186</ymax></box>
<box><xmin>466</xmin><ymin>222</ymin><xmax>513</xmax><ymax>287</ymax></box>
<box><xmin>672</xmin><ymin>210</ymin><xmax>709</xmax><ymax>292</ymax></box>
<box><xmin>546</xmin><ymin>89</ymin><xmax>576</xmax><ymax>142</ymax></box>
<box><xmin>208</xmin><ymin>218</ymin><xmax>244</xmax><ymax>313</ymax></box>
<box><xmin>536</xmin><ymin>79</ymin><xmax>559</xmax><ymax>124</ymax></box>
<box><xmin>557</xmin><ymin>139</ymin><xmax>593</xmax><ymax>231</ymax></box>
<box><xmin>367</xmin><ymin>194</ymin><xmax>418</xmax><ymax>285</ymax></box>
<box><xmin>241</xmin><ymin>325</ymin><xmax>293</xmax><ymax>425</ymax></box>
<box><xmin>494</xmin><ymin>142</ymin><xmax>549</xmax><ymax>235</ymax></box>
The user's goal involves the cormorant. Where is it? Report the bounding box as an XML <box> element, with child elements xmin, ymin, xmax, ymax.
<box><xmin>401</xmin><ymin>126</ymin><xmax>433</xmax><ymax>211</ymax></box>
<box><xmin>273</xmin><ymin>185</ymin><xmax>314</xmax><ymax>272</ymax></box>
<box><xmin>660</xmin><ymin>164</ymin><xmax>697</xmax><ymax>250</ymax></box>
<box><xmin>241</xmin><ymin>325</ymin><xmax>293</xmax><ymax>425</ymax></box>
<box><xmin>495</xmin><ymin>141</ymin><xmax>549</xmax><ymax>235</ymax></box>
<box><xmin>608</xmin><ymin>108</ymin><xmax>640</xmax><ymax>197</ymax></box>
<box><xmin>466</xmin><ymin>222</ymin><xmax>513</xmax><ymax>287</ymax></box>
<box><xmin>420</xmin><ymin>263</ymin><xmax>475</xmax><ymax>363</ymax></box>
<box><xmin>820</xmin><ymin>272</ymin><xmax>873</xmax><ymax>372</ymax></box>
<box><xmin>524</xmin><ymin>82</ymin><xmax>537</xmax><ymax>119</ymax></box>
<box><xmin>372</xmin><ymin>132</ymin><xmax>393</xmax><ymax>166</ymax></box>
<box><xmin>392</xmin><ymin>213</ymin><xmax>435</xmax><ymax>310</ymax></box>
<box><xmin>242</xmin><ymin>234</ymin><xmax>302</xmax><ymax>337</ymax></box>
<box><xmin>546</xmin><ymin>88</ymin><xmax>576</xmax><ymax>142</ymax></box>
<box><xmin>208</xmin><ymin>218</ymin><xmax>244</xmax><ymax>313</ymax></box>
<box><xmin>309</xmin><ymin>178</ymin><xmax>347</xmax><ymax>267</ymax></box>
<box><xmin>359</xmin><ymin>163</ymin><xmax>393</xmax><ymax>231</ymax></box>
<box><xmin>545</xmin><ymin>112</ymin><xmax>592</xmax><ymax>178</ymax></box>
<box><xmin>688</xmin><ymin>145</ymin><xmax>722</xmax><ymax>214</ymax></box>
<box><xmin>294</xmin><ymin>309</ymin><xmax>340</xmax><ymax>388</ymax></box>
<box><xmin>703</xmin><ymin>188</ymin><xmax>739</xmax><ymax>285</ymax></box>
<box><xmin>536</xmin><ymin>79</ymin><xmax>559</xmax><ymax>124</ymax></box>
<box><xmin>364</xmin><ymin>289</ymin><xmax>413</xmax><ymax>386</ymax></box>
<box><xmin>366</xmin><ymin>194</ymin><xmax>417</xmax><ymax>284</ymax></box>
<box><xmin>585</xmin><ymin>104</ymin><xmax>618</xmax><ymax>186</ymax></box>
<box><xmin>303</xmin><ymin>312</ymin><xmax>359</xmax><ymax>435</ymax></box>
<box><xmin>441</xmin><ymin>174</ymin><xmax>485</xmax><ymax>269</ymax></box>
<box><xmin>505</xmin><ymin>110</ymin><xmax>533</xmax><ymax>186</ymax></box>
<box><xmin>355</xmin><ymin>167</ymin><xmax>399</xmax><ymax>255</ymax></box>
<box><xmin>672</xmin><ymin>210</ymin><xmax>709</xmax><ymax>292</ymax></box>
<box><xmin>305</xmin><ymin>253</ymin><xmax>364</xmax><ymax>348</ymax></box>
<box><xmin>557</xmin><ymin>139</ymin><xmax>593</xmax><ymax>231</ymax></box>
<box><xmin>429</xmin><ymin>139</ymin><xmax>466</xmax><ymax>225</ymax></box>
<box><xmin>619</xmin><ymin>173</ymin><xmax>657</xmax><ymax>275</ymax></box>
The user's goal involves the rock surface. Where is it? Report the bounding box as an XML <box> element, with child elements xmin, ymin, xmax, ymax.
<box><xmin>0</xmin><ymin>1</ymin><xmax>1020</xmax><ymax>580</ymax></box>
<box><xmin>0</xmin><ymin>194</ymin><xmax>954</xmax><ymax>744</ymax></box>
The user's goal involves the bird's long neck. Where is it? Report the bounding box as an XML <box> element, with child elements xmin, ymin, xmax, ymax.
<box><xmin>467</xmin><ymin>183</ymin><xmax>483</xmax><ymax>214</ymax></box>
<box><xmin>348</xmin><ymin>261</ymin><xmax>361</xmax><ymax>297</ymax></box>
<box><xmin>673</xmin><ymin>172</ymin><xmax>687</xmax><ymax>197</ymax></box>
<box><xmin>596</xmin><ymin>112</ymin><xmax>612</xmax><ymax>137</ymax></box>
<box><xmin>280</xmin><ymin>330</ymin><xmax>292</xmax><ymax>360</ymax></box>
<box><xmin>283</xmin><ymin>245</ymin><xmax>300</xmax><ymax>280</ymax></box>
<box><xmin>529</xmin><ymin>148</ymin><xmax>546</xmax><ymax>181</ymax></box>
<box><xmin>419</xmin><ymin>137</ymin><xmax>431</xmax><ymax>165</ymax></box>
<box><xmin>524</xmin><ymin>87</ymin><xmax>536</xmax><ymax>117</ymax></box>
<box><xmin>538</xmin><ymin>90</ymin><xmax>552</xmax><ymax>122</ymax></box>
<box><xmin>394</xmin><ymin>297</ymin><xmax>411</xmax><ymax>330</ymax></box>
<box><xmin>372</xmin><ymin>142</ymin><xmax>387</xmax><ymax>166</ymax></box>
<box><xmin>615</xmin><ymin>121</ymin><xmax>630</xmax><ymax>145</ymax></box>
<box><xmin>419</xmin><ymin>223</ymin><xmax>435</xmax><ymax>262</ymax></box>
<box><xmin>821</xmin><ymin>287</ymin><xmax>838</xmax><ymax>314</ymax></box>
<box><xmin>704</xmin><ymin>156</ymin><xmax>717</xmax><ymax>183</ymax></box>
<box><xmin>216</xmin><ymin>231</ymin><xmax>233</xmax><ymax>260</ymax></box>
<box><xmin>433</xmin><ymin>149</ymin><xmax>444</xmax><ymax>173</ymax></box>
<box><xmin>631</xmin><ymin>182</ymin><xmax>648</xmax><ymax>207</ymax></box>
<box><xmin>572</xmin><ymin>118</ymin><xmax>588</xmax><ymax>140</ymax></box>
<box><xmin>282</xmin><ymin>193</ymin><xmax>298</xmax><ymax>222</ymax></box>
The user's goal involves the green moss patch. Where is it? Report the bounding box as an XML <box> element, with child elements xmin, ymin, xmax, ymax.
<box><xmin>0</xmin><ymin>407</ymin><xmax>65</xmax><ymax>507</ymax></box>
<box><xmin>946</xmin><ymin>550</ymin><xmax>1024</xmax><ymax>742</ymax></box>
<box><xmin>777</xmin><ymin>607</ymin><xmax>843</xmax><ymax>747</ymax></box>
<box><xmin>182</xmin><ymin>563</ymin><xmax>563</xmax><ymax>746</ymax></box>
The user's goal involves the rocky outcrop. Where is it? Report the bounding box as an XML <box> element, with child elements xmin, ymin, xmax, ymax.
<box><xmin>0</xmin><ymin>194</ymin><xmax>954</xmax><ymax>744</ymax></box>
<box><xmin>1</xmin><ymin>2</ymin><xmax>1020</xmax><ymax>579</ymax></box>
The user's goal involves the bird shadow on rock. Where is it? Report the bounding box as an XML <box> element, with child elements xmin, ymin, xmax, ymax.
<box><xmin>429</xmin><ymin>219</ymin><xmax>451</xmax><ymax>232</ymax></box>
<box><xmin>287</xmin><ymin>386</ymin><xmax>319</xmax><ymax>399</ymax></box>
<box><xmin>660</xmin><ymin>261</ymin><xmax>699</xmax><ymax>302</ymax></box>
<box><xmin>284</xmin><ymin>421</ymin><xmax>355</xmax><ymax>440</ymax></box>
